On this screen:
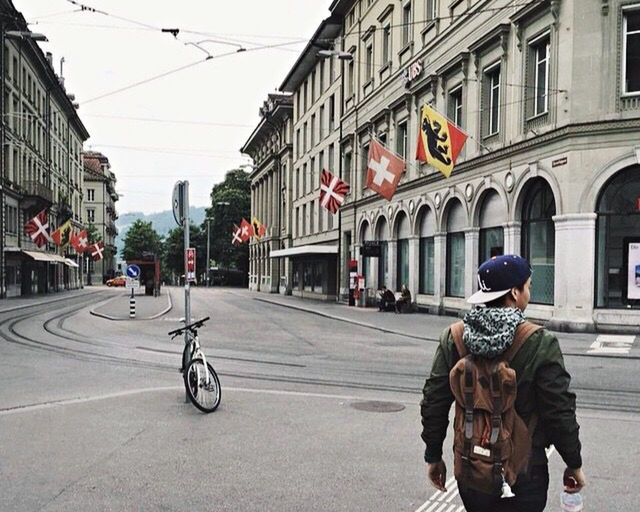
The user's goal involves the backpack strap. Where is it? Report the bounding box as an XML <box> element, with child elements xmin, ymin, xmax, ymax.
<box><xmin>502</xmin><ymin>321</ymin><xmax>543</xmax><ymax>363</ymax></box>
<box><xmin>450</xmin><ymin>321</ymin><xmax>466</xmax><ymax>358</ymax></box>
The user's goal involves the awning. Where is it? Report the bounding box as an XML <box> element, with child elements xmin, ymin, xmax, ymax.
<box><xmin>49</xmin><ymin>254</ymin><xmax>69</xmax><ymax>264</ymax></box>
<box><xmin>22</xmin><ymin>250</ymin><xmax>58</xmax><ymax>262</ymax></box>
<box><xmin>270</xmin><ymin>245</ymin><xmax>338</xmax><ymax>258</ymax></box>
<box><xmin>64</xmin><ymin>258</ymin><xmax>80</xmax><ymax>268</ymax></box>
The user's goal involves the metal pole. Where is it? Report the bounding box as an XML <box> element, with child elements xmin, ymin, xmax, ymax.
<box><xmin>337</xmin><ymin>54</ymin><xmax>345</xmax><ymax>304</ymax></box>
<box><xmin>206</xmin><ymin>217</ymin><xmax>210</xmax><ymax>287</ymax></box>
<box><xmin>183</xmin><ymin>181</ymin><xmax>190</xmax><ymax>327</ymax></box>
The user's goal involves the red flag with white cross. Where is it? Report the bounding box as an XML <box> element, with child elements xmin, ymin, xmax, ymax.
<box><xmin>90</xmin><ymin>241</ymin><xmax>105</xmax><ymax>261</ymax></box>
<box><xmin>366</xmin><ymin>138</ymin><xmax>405</xmax><ymax>201</ymax></box>
<box><xmin>320</xmin><ymin>169</ymin><xmax>350</xmax><ymax>214</ymax></box>
<box><xmin>71</xmin><ymin>229</ymin><xmax>89</xmax><ymax>253</ymax></box>
<box><xmin>24</xmin><ymin>209</ymin><xmax>52</xmax><ymax>248</ymax></box>
<box><xmin>232</xmin><ymin>224</ymin><xmax>243</xmax><ymax>246</ymax></box>
<box><xmin>239</xmin><ymin>218</ymin><xmax>253</xmax><ymax>242</ymax></box>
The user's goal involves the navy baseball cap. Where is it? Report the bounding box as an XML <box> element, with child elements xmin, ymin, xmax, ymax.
<box><xmin>467</xmin><ymin>254</ymin><xmax>532</xmax><ymax>305</ymax></box>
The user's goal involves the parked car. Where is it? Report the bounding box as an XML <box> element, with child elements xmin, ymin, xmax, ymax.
<box><xmin>106</xmin><ymin>275</ymin><xmax>126</xmax><ymax>287</ymax></box>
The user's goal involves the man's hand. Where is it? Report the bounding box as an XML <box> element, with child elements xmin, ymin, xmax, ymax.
<box><xmin>563</xmin><ymin>467</ymin><xmax>586</xmax><ymax>493</ymax></box>
<box><xmin>426</xmin><ymin>461</ymin><xmax>447</xmax><ymax>492</ymax></box>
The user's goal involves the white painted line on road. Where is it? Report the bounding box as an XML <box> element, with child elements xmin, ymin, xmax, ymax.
<box><xmin>415</xmin><ymin>477</ymin><xmax>458</xmax><ymax>512</ymax></box>
<box><xmin>588</xmin><ymin>335</ymin><xmax>635</xmax><ymax>355</ymax></box>
<box><xmin>0</xmin><ymin>384</ymin><xmax>417</xmax><ymax>416</ymax></box>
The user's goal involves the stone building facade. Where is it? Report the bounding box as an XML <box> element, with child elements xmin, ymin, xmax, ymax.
<box><xmin>82</xmin><ymin>151</ymin><xmax>118</xmax><ymax>284</ymax></box>
<box><xmin>241</xmin><ymin>94</ymin><xmax>294</xmax><ymax>294</ymax></box>
<box><xmin>250</xmin><ymin>0</ymin><xmax>640</xmax><ymax>331</ymax></box>
<box><xmin>1</xmin><ymin>0</ymin><xmax>89</xmax><ymax>297</ymax></box>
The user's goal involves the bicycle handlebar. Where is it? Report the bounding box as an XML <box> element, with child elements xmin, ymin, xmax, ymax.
<box><xmin>167</xmin><ymin>316</ymin><xmax>210</xmax><ymax>337</ymax></box>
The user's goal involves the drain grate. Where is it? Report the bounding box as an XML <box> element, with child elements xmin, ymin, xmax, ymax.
<box><xmin>350</xmin><ymin>400</ymin><xmax>405</xmax><ymax>413</ymax></box>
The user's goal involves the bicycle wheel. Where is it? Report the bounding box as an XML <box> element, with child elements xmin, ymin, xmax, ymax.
<box><xmin>184</xmin><ymin>358</ymin><xmax>221</xmax><ymax>413</ymax></box>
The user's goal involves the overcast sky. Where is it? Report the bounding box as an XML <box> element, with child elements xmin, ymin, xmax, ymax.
<box><xmin>16</xmin><ymin>0</ymin><xmax>331</xmax><ymax>214</ymax></box>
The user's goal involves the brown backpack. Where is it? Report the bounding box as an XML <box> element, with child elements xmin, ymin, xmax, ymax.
<box><xmin>449</xmin><ymin>320</ymin><xmax>542</xmax><ymax>496</ymax></box>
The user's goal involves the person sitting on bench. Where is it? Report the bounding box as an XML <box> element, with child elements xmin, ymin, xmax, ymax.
<box><xmin>377</xmin><ymin>286</ymin><xmax>396</xmax><ymax>312</ymax></box>
<box><xmin>396</xmin><ymin>284</ymin><xmax>412</xmax><ymax>313</ymax></box>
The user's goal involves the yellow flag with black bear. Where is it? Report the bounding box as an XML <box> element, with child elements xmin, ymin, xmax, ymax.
<box><xmin>416</xmin><ymin>104</ymin><xmax>468</xmax><ymax>178</ymax></box>
<box><xmin>251</xmin><ymin>217</ymin><xmax>266</xmax><ymax>240</ymax></box>
<box><xmin>51</xmin><ymin>219</ymin><xmax>72</xmax><ymax>247</ymax></box>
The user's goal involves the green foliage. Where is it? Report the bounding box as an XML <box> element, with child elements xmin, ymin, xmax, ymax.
<box><xmin>121</xmin><ymin>220</ymin><xmax>162</xmax><ymax>261</ymax></box>
<box><xmin>163</xmin><ymin>224</ymin><xmax>207</xmax><ymax>277</ymax></box>
<box><xmin>205</xmin><ymin>168</ymin><xmax>250</xmax><ymax>274</ymax></box>
<box><xmin>86</xmin><ymin>223</ymin><xmax>100</xmax><ymax>244</ymax></box>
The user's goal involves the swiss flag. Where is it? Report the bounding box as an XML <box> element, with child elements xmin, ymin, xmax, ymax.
<box><xmin>90</xmin><ymin>241</ymin><xmax>104</xmax><ymax>261</ymax></box>
<box><xmin>366</xmin><ymin>138</ymin><xmax>405</xmax><ymax>201</ymax></box>
<box><xmin>232</xmin><ymin>224</ymin><xmax>243</xmax><ymax>246</ymax></box>
<box><xmin>320</xmin><ymin>169</ymin><xmax>349</xmax><ymax>214</ymax></box>
<box><xmin>239</xmin><ymin>218</ymin><xmax>253</xmax><ymax>242</ymax></box>
<box><xmin>71</xmin><ymin>230</ymin><xmax>89</xmax><ymax>253</ymax></box>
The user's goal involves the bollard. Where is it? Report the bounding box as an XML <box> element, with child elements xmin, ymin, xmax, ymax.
<box><xmin>129</xmin><ymin>288</ymin><xmax>136</xmax><ymax>319</ymax></box>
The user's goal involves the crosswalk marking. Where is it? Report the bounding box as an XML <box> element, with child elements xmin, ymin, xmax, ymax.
<box><xmin>588</xmin><ymin>334</ymin><xmax>635</xmax><ymax>355</ymax></box>
<box><xmin>415</xmin><ymin>477</ymin><xmax>462</xmax><ymax>512</ymax></box>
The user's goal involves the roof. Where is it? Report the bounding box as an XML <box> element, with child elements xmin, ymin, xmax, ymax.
<box><xmin>279</xmin><ymin>16</ymin><xmax>342</xmax><ymax>92</ymax></box>
<box><xmin>328</xmin><ymin>0</ymin><xmax>355</xmax><ymax>16</ymax></box>
<box><xmin>240</xmin><ymin>94</ymin><xmax>293</xmax><ymax>156</ymax></box>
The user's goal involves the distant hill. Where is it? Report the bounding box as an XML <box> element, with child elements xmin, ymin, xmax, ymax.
<box><xmin>115</xmin><ymin>206</ymin><xmax>206</xmax><ymax>258</ymax></box>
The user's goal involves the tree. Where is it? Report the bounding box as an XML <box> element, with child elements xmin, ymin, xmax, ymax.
<box><xmin>163</xmin><ymin>224</ymin><xmax>206</xmax><ymax>280</ymax></box>
<box><xmin>206</xmin><ymin>168</ymin><xmax>250</xmax><ymax>275</ymax></box>
<box><xmin>121</xmin><ymin>220</ymin><xmax>162</xmax><ymax>261</ymax></box>
<box><xmin>86</xmin><ymin>223</ymin><xmax>100</xmax><ymax>244</ymax></box>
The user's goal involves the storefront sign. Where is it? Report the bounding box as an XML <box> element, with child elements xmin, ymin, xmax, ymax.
<box><xmin>402</xmin><ymin>60</ymin><xmax>423</xmax><ymax>86</ymax></box>
<box><xmin>552</xmin><ymin>156</ymin><xmax>567</xmax><ymax>168</ymax></box>
<box><xmin>627</xmin><ymin>243</ymin><xmax>640</xmax><ymax>300</ymax></box>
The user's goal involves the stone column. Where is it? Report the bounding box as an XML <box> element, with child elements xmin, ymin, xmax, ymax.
<box><xmin>465</xmin><ymin>228</ymin><xmax>480</xmax><ymax>298</ymax></box>
<box><xmin>408</xmin><ymin>235</ymin><xmax>420</xmax><ymax>299</ymax></box>
<box><xmin>388</xmin><ymin>240</ymin><xmax>398</xmax><ymax>291</ymax></box>
<box><xmin>503</xmin><ymin>221</ymin><xmax>522</xmax><ymax>255</ymax></box>
<box><xmin>549</xmin><ymin>213</ymin><xmax>597</xmax><ymax>331</ymax></box>
<box><xmin>433</xmin><ymin>233</ymin><xmax>447</xmax><ymax>306</ymax></box>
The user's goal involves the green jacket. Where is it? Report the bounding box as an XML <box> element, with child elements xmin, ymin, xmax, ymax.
<box><xmin>420</xmin><ymin>325</ymin><xmax>582</xmax><ymax>469</ymax></box>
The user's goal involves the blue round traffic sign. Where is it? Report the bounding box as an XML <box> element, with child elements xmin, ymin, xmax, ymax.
<box><xmin>126</xmin><ymin>264</ymin><xmax>141</xmax><ymax>278</ymax></box>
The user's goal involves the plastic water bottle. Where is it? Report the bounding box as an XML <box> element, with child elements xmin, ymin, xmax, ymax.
<box><xmin>560</xmin><ymin>491</ymin><xmax>583</xmax><ymax>511</ymax></box>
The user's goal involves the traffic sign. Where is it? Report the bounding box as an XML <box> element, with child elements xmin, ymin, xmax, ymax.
<box><xmin>125</xmin><ymin>277</ymin><xmax>140</xmax><ymax>290</ymax></box>
<box><xmin>172</xmin><ymin>181</ymin><xmax>185</xmax><ymax>227</ymax></box>
<box><xmin>126</xmin><ymin>264</ymin><xmax>141</xmax><ymax>278</ymax></box>
<box><xmin>185</xmin><ymin>247</ymin><xmax>196</xmax><ymax>282</ymax></box>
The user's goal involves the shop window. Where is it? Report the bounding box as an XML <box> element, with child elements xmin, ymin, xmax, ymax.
<box><xmin>313</xmin><ymin>261</ymin><xmax>323</xmax><ymax>291</ymax></box>
<box><xmin>479</xmin><ymin>227</ymin><xmax>504</xmax><ymax>265</ymax></box>
<box><xmin>419</xmin><ymin>237</ymin><xmax>435</xmax><ymax>294</ymax></box>
<box><xmin>446</xmin><ymin>233</ymin><xmax>465</xmax><ymax>297</ymax></box>
<box><xmin>596</xmin><ymin>165</ymin><xmax>640</xmax><ymax>308</ymax></box>
<box><xmin>623</xmin><ymin>7</ymin><xmax>640</xmax><ymax>95</ymax></box>
<box><xmin>378</xmin><ymin>241</ymin><xmax>389</xmax><ymax>288</ymax></box>
<box><xmin>303</xmin><ymin>263</ymin><xmax>313</xmax><ymax>291</ymax></box>
<box><xmin>521</xmin><ymin>179</ymin><xmax>556</xmax><ymax>305</ymax></box>
<box><xmin>397</xmin><ymin>238</ymin><xmax>409</xmax><ymax>291</ymax></box>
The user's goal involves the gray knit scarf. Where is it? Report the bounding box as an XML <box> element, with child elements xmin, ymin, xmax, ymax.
<box><xmin>462</xmin><ymin>307</ymin><xmax>525</xmax><ymax>359</ymax></box>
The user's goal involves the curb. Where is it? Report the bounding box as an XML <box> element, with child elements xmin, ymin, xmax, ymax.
<box><xmin>90</xmin><ymin>289</ymin><xmax>173</xmax><ymax>321</ymax></box>
<box><xmin>252</xmin><ymin>296</ymin><xmax>439</xmax><ymax>343</ymax></box>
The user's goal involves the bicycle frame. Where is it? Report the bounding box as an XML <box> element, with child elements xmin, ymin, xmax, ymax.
<box><xmin>185</xmin><ymin>329</ymin><xmax>211</xmax><ymax>386</ymax></box>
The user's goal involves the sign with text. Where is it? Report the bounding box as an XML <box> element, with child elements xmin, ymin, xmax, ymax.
<box><xmin>361</xmin><ymin>241</ymin><xmax>381</xmax><ymax>257</ymax></box>
<box><xmin>185</xmin><ymin>247</ymin><xmax>196</xmax><ymax>283</ymax></box>
<box><xmin>125</xmin><ymin>277</ymin><xmax>140</xmax><ymax>290</ymax></box>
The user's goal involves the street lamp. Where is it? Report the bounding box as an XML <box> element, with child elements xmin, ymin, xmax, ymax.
<box><xmin>0</xmin><ymin>27</ymin><xmax>49</xmax><ymax>298</ymax></box>
<box><xmin>206</xmin><ymin>201</ymin><xmax>230</xmax><ymax>287</ymax></box>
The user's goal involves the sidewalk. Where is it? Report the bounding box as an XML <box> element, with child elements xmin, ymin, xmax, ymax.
<box><xmin>90</xmin><ymin>288</ymin><xmax>172</xmax><ymax>321</ymax></box>
<box><xmin>0</xmin><ymin>288</ymin><xmax>99</xmax><ymax>314</ymax></box>
<box><xmin>230</xmin><ymin>289</ymin><xmax>634</xmax><ymax>358</ymax></box>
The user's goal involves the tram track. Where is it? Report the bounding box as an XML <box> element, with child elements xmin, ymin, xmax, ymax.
<box><xmin>1</xmin><ymin>294</ymin><xmax>639</xmax><ymax>415</ymax></box>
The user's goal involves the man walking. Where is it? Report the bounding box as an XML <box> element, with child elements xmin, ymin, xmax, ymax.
<box><xmin>420</xmin><ymin>255</ymin><xmax>585</xmax><ymax>511</ymax></box>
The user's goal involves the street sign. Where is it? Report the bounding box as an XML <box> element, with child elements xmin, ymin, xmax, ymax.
<box><xmin>362</xmin><ymin>241</ymin><xmax>381</xmax><ymax>257</ymax></box>
<box><xmin>125</xmin><ymin>277</ymin><xmax>140</xmax><ymax>290</ymax></box>
<box><xmin>185</xmin><ymin>247</ymin><xmax>196</xmax><ymax>282</ymax></box>
<box><xmin>172</xmin><ymin>181</ymin><xmax>185</xmax><ymax>227</ymax></box>
<box><xmin>126</xmin><ymin>264</ymin><xmax>141</xmax><ymax>278</ymax></box>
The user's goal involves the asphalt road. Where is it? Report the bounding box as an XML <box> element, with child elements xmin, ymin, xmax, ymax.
<box><xmin>0</xmin><ymin>287</ymin><xmax>637</xmax><ymax>511</ymax></box>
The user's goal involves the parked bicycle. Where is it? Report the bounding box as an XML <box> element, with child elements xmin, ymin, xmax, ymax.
<box><xmin>168</xmin><ymin>316</ymin><xmax>221</xmax><ymax>413</ymax></box>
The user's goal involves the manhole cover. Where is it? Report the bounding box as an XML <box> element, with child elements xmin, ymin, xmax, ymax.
<box><xmin>350</xmin><ymin>400</ymin><xmax>405</xmax><ymax>413</ymax></box>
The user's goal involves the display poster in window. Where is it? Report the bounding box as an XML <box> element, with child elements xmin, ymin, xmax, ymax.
<box><xmin>627</xmin><ymin>242</ymin><xmax>640</xmax><ymax>300</ymax></box>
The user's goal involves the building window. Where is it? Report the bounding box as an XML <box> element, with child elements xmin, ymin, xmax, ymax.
<box><xmin>310</xmin><ymin>199</ymin><xmax>315</xmax><ymax>234</ymax></box>
<box><xmin>87</xmin><ymin>209</ymin><xmax>95</xmax><ymax>223</ymax></box>
<box><xmin>361</xmin><ymin>144</ymin><xmax>369</xmax><ymax>190</ymax></box>
<box><xmin>344</xmin><ymin>151</ymin><xmax>352</xmax><ymax>192</ymax></box>
<box><xmin>304</xmin><ymin>80</ymin><xmax>308</xmax><ymax>112</ymax></box>
<box><xmin>527</xmin><ymin>33</ymin><xmax>550</xmax><ymax>118</ymax></box>
<box><xmin>479</xmin><ymin>227</ymin><xmax>504</xmax><ymax>265</ymax></box>
<box><xmin>365</xmin><ymin>42</ymin><xmax>374</xmax><ymax>82</ymax></box>
<box><xmin>310</xmin><ymin>114</ymin><xmax>316</xmax><ymax>147</ymax></box>
<box><xmin>419</xmin><ymin>237</ymin><xmax>435</xmax><ymax>294</ymax></box>
<box><xmin>623</xmin><ymin>7</ymin><xmax>640</xmax><ymax>94</ymax></box>
<box><xmin>311</xmin><ymin>70</ymin><xmax>316</xmax><ymax>104</ymax></box>
<box><xmin>313</xmin><ymin>261</ymin><xmax>323</xmax><ymax>291</ymax></box>
<box><xmin>483</xmin><ymin>63</ymin><xmax>501</xmax><ymax>137</ymax></box>
<box><xmin>319</xmin><ymin>105</ymin><xmax>325</xmax><ymax>139</ymax></box>
<box><xmin>310</xmin><ymin>157</ymin><xmax>316</xmax><ymax>190</ymax></box>
<box><xmin>318</xmin><ymin>151</ymin><xmax>324</xmax><ymax>181</ymax></box>
<box><xmin>378</xmin><ymin>241</ymin><xmax>389</xmax><ymax>288</ymax></box>
<box><xmin>302</xmin><ymin>204</ymin><xmax>307</xmax><ymax>236</ymax></box>
<box><xmin>296</xmin><ymin>129</ymin><xmax>300</xmax><ymax>158</ymax></box>
<box><xmin>402</xmin><ymin>2</ymin><xmax>412</xmax><ymax>46</ymax></box>
<box><xmin>397</xmin><ymin>238</ymin><xmax>409</xmax><ymax>290</ymax></box>
<box><xmin>396</xmin><ymin>121</ymin><xmax>408</xmax><ymax>159</ymax></box>
<box><xmin>426</xmin><ymin>0</ymin><xmax>437</xmax><ymax>21</ymax></box>
<box><xmin>296</xmin><ymin>168</ymin><xmax>300</xmax><ymax>198</ymax></box>
<box><xmin>448</xmin><ymin>85</ymin><xmax>463</xmax><ymax>127</ymax></box>
<box><xmin>521</xmin><ymin>179</ymin><xmax>556</xmax><ymax>305</ymax></box>
<box><xmin>348</xmin><ymin>9</ymin><xmax>355</xmax><ymax>28</ymax></box>
<box><xmin>446</xmin><ymin>232</ymin><xmax>465</xmax><ymax>297</ymax></box>
<box><xmin>348</xmin><ymin>59</ymin><xmax>355</xmax><ymax>97</ymax></box>
<box><xmin>87</xmin><ymin>188</ymin><xmax>95</xmax><ymax>202</ymax></box>
<box><xmin>303</xmin><ymin>163</ymin><xmax>307</xmax><ymax>195</ymax></box>
<box><xmin>382</xmin><ymin>23</ymin><xmax>392</xmax><ymax>64</ymax></box>
<box><xmin>303</xmin><ymin>122</ymin><xmax>307</xmax><ymax>153</ymax></box>
<box><xmin>328</xmin><ymin>143</ymin><xmax>334</xmax><ymax>172</ymax></box>
<box><xmin>6</xmin><ymin>205</ymin><xmax>18</xmax><ymax>234</ymax></box>
<box><xmin>303</xmin><ymin>261</ymin><xmax>313</xmax><ymax>291</ymax></box>
<box><xmin>329</xmin><ymin>94</ymin><xmax>335</xmax><ymax>130</ymax></box>
<box><xmin>319</xmin><ymin>59</ymin><xmax>325</xmax><ymax>94</ymax></box>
